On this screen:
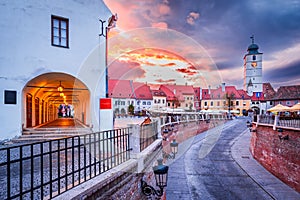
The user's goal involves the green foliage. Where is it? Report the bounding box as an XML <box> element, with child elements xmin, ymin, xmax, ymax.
<box><xmin>128</xmin><ymin>104</ymin><xmax>134</xmax><ymax>115</ymax></box>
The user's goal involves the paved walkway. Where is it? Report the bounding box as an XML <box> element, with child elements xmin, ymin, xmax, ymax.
<box><xmin>232</xmin><ymin>128</ymin><xmax>300</xmax><ymax>200</ymax></box>
<box><xmin>38</xmin><ymin>118</ymin><xmax>86</xmax><ymax>128</ymax></box>
<box><xmin>166</xmin><ymin>118</ymin><xmax>300</xmax><ymax>200</ymax></box>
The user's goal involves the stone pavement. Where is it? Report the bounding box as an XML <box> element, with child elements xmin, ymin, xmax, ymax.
<box><xmin>166</xmin><ymin>118</ymin><xmax>300</xmax><ymax>200</ymax></box>
<box><xmin>232</xmin><ymin>129</ymin><xmax>300</xmax><ymax>200</ymax></box>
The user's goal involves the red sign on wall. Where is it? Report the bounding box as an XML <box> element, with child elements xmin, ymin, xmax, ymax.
<box><xmin>100</xmin><ymin>98</ymin><xmax>112</xmax><ymax>109</ymax></box>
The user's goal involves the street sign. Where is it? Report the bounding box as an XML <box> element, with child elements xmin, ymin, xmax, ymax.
<box><xmin>100</xmin><ymin>98</ymin><xmax>112</xmax><ymax>109</ymax></box>
<box><xmin>255</xmin><ymin>92</ymin><xmax>262</xmax><ymax>98</ymax></box>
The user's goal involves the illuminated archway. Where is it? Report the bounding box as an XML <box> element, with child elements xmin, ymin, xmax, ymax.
<box><xmin>22</xmin><ymin>72</ymin><xmax>90</xmax><ymax>129</ymax></box>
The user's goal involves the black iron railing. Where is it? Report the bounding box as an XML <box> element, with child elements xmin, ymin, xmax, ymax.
<box><xmin>140</xmin><ymin>122</ymin><xmax>158</xmax><ymax>152</ymax></box>
<box><xmin>0</xmin><ymin>128</ymin><xmax>131</xmax><ymax>200</ymax></box>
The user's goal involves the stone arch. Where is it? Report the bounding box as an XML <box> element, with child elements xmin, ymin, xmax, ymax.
<box><xmin>22</xmin><ymin>72</ymin><xmax>90</xmax><ymax>128</ymax></box>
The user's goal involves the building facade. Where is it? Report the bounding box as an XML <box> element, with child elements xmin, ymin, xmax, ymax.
<box><xmin>0</xmin><ymin>0</ymin><xmax>112</xmax><ymax>140</ymax></box>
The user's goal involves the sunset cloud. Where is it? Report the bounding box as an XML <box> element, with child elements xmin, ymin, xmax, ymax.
<box><xmin>104</xmin><ymin>0</ymin><xmax>300</xmax><ymax>88</ymax></box>
<box><xmin>155</xmin><ymin>78</ymin><xmax>176</xmax><ymax>84</ymax></box>
<box><xmin>186</xmin><ymin>12</ymin><xmax>200</xmax><ymax>25</ymax></box>
<box><xmin>151</xmin><ymin>22</ymin><xmax>168</xmax><ymax>29</ymax></box>
<box><xmin>159</xmin><ymin>3</ymin><xmax>171</xmax><ymax>15</ymax></box>
<box><xmin>176</xmin><ymin>68</ymin><xmax>197</xmax><ymax>76</ymax></box>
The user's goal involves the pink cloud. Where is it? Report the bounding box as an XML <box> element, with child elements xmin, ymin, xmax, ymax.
<box><xmin>186</xmin><ymin>12</ymin><xmax>200</xmax><ymax>25</ymax></box>
<box><xmin>151</xmin><ymin>22</ymin><xmax>168</xmax><ymax>29</ymax></box>
<box><xmin>176</xmin><ymin>68</ymin><xmax>197</xmax><ymax>75</ymax></box>
<box><xmin>155</xmin><ymin>78</ymin><xmax>176</xmax><ymax>84</ymax></box>
<box><xmin>108</xmin><ymin>60</ymin><xmax>146</xmax><ymax>80</ymax></box>
<box><xmin>161</xmin><ymin>62</ymin><xmax>176</xmax><ymax>67</ymax></box>
<box><xmin>159</xmin><ymin>4</ymin><xmax>171</xmax><ymax>15</ymax></box>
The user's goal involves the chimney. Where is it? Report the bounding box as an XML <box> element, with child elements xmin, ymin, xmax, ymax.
<box><xmin>221</xmin><ymin>83</ymin><xmax>225</xmax><ymax>92</ymax></box>
<box><xmin>208</xmin><ymin>85</ymin><xmax>211</xmax><ymax>94</ymax></box>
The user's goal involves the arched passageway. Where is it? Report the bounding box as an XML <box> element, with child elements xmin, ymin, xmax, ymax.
<box><xmin>22</xmin><ymin>72</ymin><xmax>90</xmax><ymax>130</ymax></box>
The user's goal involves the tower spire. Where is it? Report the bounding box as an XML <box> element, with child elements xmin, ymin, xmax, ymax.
<box><xmin>250</xmin><ymin>35</ymin><xmax>254</xmax><ymax>44</ymax></box>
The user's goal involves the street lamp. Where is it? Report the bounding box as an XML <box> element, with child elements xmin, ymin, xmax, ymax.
<box><xmin>163</xmin><ymin>139</ymin><xmax>179</xmax><ymax>159</ymax></box>
<box><xmin>278</xmin><ymin>128</ymin><xmax>289</xmax><ymax>141</ymax></box>
<box><xmin>99</xmin><ymin>14</ymin><xmax>117</xmax><ymax>98</ymax></box>
<box><xmin>141</xmin><ymin>159</ymin><xmax>169</xmax><ymax>197</ymax></box>
<box><xmin>170</xmin><ymin>139</ymin><xmax>178</xmax><ymax>155</ymax></box>
<box><xmin>246</xmin><ymin>121</ymin><xmax>251</xmax><ymax>128</ymax></box>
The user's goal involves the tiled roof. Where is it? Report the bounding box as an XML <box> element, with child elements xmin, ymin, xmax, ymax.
<box><xmin>273</xmin><ymin>85</ymin><xmax>300</xmax><ymax>100</ymax></box>
<box><xmin>159</xmin><ymin>85</ymin><xmax>176</xmax><ymax>101</ymax></box>
<box><xmin>152</xmin><ymin>89</ymin><xmax>166</xmax><ymax>97</ymax></box>
<box><xmin>160</xmin><ymin>84</ymin><xmax>194</xmax><ymax>101</ymax></box>
<box><xmin>206</xmin><ymin>86</ymin><xmax>248</xmax><ymax>100</ymax></box>
<box><xmin>109</xmin><ymin>79</ymin><xmax>133</xmax><ymax>98</ymax></box>
<box><xmin>263</xmin><ymin>83</ymin><xmax>276</xmax><ymax>100</ymax></box>
<box><xmin>132</xmin><ymin>82</ymin><xmax>153</xmax><ymax>100</ymax></box>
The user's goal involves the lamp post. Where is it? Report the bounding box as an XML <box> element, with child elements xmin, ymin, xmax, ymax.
<box><xmin>141</xmin><ymin>159</ymin><xmax>169</xmax><ymax>198</ymax></box>
<box><xmin>99</xmin><ymin>14</ymin><xmax>117</xmax><ymax>98</ymax></box>
<box><xmin>163</xmin><ymin>139</ymin><xmax>179</xmax><ymax>159</ymax></box>
<box><xmin>278</xmin><ymin>128</ymin><xmax>289</xmax><ymax>141</ymax></box>
<box><xmin>246</xmin><ymin>121</ymin><xmax>251</xmax><ymax>128</ymax></box>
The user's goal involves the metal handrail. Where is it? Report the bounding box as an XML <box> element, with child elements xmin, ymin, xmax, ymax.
<box><xmin>0</xmin><ymin>128</ymin><xmax>131</xmax><ymax>199</ymax></box>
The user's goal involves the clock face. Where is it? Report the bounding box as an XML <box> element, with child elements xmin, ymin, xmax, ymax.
<box><xmin>251</xmin><ymin>62</ymin><xmax>257</xmax><ymax>67</ymax></box>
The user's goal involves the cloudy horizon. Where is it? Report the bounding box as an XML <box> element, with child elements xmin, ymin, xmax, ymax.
<box><xmin>104</xmin><ymin>0</ymin><xmax>300</xmax><ymax>90</ymax></box>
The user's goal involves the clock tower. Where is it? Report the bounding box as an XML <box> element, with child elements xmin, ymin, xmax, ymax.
<box><xmin>243</xmin><ymin>35</ymin><xmax>263</xmax><ymax>96</ymax></box>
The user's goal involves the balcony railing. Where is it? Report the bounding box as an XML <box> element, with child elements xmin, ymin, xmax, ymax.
<box><xmin>0</xmin><ymin>128</ymin><xmax>131</xmax><ymax>200</ymax></box>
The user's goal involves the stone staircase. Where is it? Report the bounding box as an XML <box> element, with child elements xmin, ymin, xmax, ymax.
<box><xmin>13</xmin><ymin>127</ymin><xmax>93</xmax><ymax>143</ymax></box>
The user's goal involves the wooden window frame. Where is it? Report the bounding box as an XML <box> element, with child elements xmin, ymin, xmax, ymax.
<box><xmin>51</xmin><ymin>15</ymin><xmax>69</xmax><ymax>48</ymax></box>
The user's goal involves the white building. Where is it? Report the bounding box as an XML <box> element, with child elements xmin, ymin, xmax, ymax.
<box><xmin>151</xmin><ymin>90</ymin><xmax>167</xmax><ymax>110</ymax></box>
<box><xmin>0</xmin><ymin>0</ymin><xmax>113</xmax><ymax>140</ymax></box>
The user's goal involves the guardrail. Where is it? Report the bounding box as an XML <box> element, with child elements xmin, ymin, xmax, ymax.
<box><xmin>140</xmin><ymin>122</ymin><xmax>158</xmax><ymax>152</ymax></box>
<box><xmin>257</xmin><ymin>115</ymin><xmax>300</xmax><ymax>129</ymax></box>
<box><xmin>0</xmin><ymin>128</ymin><xmax>131</xmax><ymax>200</ymax></box>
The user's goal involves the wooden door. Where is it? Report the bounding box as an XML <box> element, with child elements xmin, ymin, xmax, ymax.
<box><xmin>26</xmin><ymin>94</ymin><xmax>32</xmax><ymax>127</ymax></box>
<box><xmin>35</xmin><ymin>97</ymin><xmax>39</xmax><ymax>126</ymax></box>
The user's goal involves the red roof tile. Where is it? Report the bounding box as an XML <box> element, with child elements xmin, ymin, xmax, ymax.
<box><xmin>273</xmin><ymin>85</ymin><xmax>300</xmax><ymax>100</ymax></box>
<box><xmin>152</xmin><ymin>89</ymin><xmax>167</xmax><ymax>97</ymax></box>
<box><xmin>160</xmin><ymin>84</ymin><xmax>194</xmax><ymax>101</ymax></box>
<box><xmin>109</xmin><ymin>79</ymin><xmax>133</xmax><ymax>98</ymax></box>
<box><xmin>132</xmin><ymin>82</ymin><xmax>153</xmax><ymax>100</ymax></box>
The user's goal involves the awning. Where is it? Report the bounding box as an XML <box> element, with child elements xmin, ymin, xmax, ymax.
<box><xmin>268</xmin><ymin>104</ymin><xmax>290</xmax><ymax>112</ymax></box>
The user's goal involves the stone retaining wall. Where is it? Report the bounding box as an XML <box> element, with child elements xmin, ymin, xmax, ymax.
<box><xmin>54</xmin><ymin>140</ymin><xmax>163</xmax><ymax>200</ymax></box>
<box><xmin>250</xmin><ymin>124</ymin><xmax>300</xmax><ymax>192</ymax></box>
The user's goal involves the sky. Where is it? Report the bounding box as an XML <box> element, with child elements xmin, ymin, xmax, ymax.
<box><xmin>104</xmin><ymin>0</ymin><xmax>300</xmax><ymax>90</ymax></box>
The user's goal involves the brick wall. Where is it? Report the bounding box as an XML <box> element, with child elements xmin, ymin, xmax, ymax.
<box><xmin>250</xmin><ymin>125</ymin><xmax>300</xmax><ymax>192</ymax></box>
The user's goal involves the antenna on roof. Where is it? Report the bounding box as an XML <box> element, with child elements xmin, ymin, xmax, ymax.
<box><xmin>250</xmin><ymin>35</ymin><xmax>254</xmax><ymax>44</ymax></box>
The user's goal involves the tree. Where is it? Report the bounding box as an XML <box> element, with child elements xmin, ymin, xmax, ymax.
<box><xmin>128</xmin><ymin>104</ymin><xmax>134</xmax><ymax>115</ymax></box>
<box><xmin>225</xmin><ymin>92</ymin><xmax>235</xmax><ymax>117</ymax></box>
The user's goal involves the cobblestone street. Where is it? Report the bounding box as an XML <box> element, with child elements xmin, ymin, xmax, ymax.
<box><xmin>166</xmin><ymin>118</ymin><xmax>300</xmax><ymax>200</ymax></box>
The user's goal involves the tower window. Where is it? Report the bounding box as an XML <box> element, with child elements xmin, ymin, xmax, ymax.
<box><xmin>253</xmin><ymin>55</ymin><xmax>256</xmax><ymax>60</ymax></box>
